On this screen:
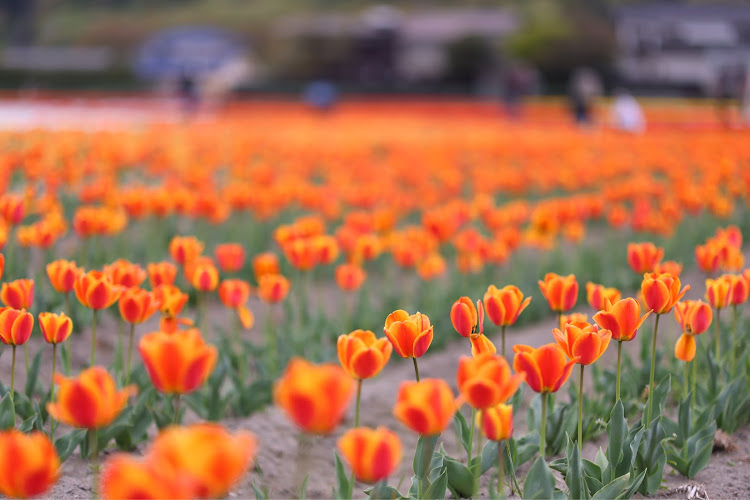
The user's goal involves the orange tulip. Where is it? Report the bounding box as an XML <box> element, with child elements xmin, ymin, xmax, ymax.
<box><xmin>0</xmin><ymin>279</ymin><xmax>34</xmax><ymax>310</ymax></box>
<box><xmin>654</xmin><ymin>260</ymin><xmax>683</xmax><ymax>277</ymax></box>
<box><xmin>641</xmin><ymin>272</ymin><xmax>689</xmax><ymax>314</ymax></box>
<box><xmin>450</xmin><ymin>297</ymin><xmax>481</xmax><ymax>338</ymax></box>
<box><xmin>675</xmin><ymin>333</ymin><xmax>696</xmax><ymax>362</ymax></box>
<box><xmin>169</xmin><ymin>236</ymin><xmax>205</xmax><ymax>267</ymax></box>
<box><xmin>38</xmin><ymin>312</ymin><xmax>72</xmax><ymax>344</ymax></box>
<box><xmin>674</xmin><ymin>300</ymin><xmax>712</xmax><ymax>335</ymax></box>
<box><xmin>214</xmin><ymin>243</ymin><xmax>245</xmax><ymax>273</ymax></box>
<box><xmin>0</xmin><ymin>308</ymin><xmax>34</xmax><ymax>346</ymax></box>
<box><xmin>100</xmin><ymin>455</ymin><xmax>193</xmax><ymax>500</ymax></box>
<box><xmin>585</xmin><ymin>282</ymin><xmax>621</xmax><ymax>311</ymax></box>
<box><xmin>190</xmin><ymin>260</ymin><xmax>219</xmax><ymax>292</ymax></box>
<box><xmin>727</xmin><ymin>273</ymin><xmax>749</xmax><ymax>306</ymax></box>
<box><xmin>0</xmin><ymin>254</ymin><xmax>4</xmax><ymax>281</ymax></box>
<box><xmin>0</xmin><ymin>194</ymin><xmax>24</xmax><ymax>225</ymax></box>
<box><xmin>337</xmin><ymin>329</ymin><xmax>392</xmax><ymax>380</ymax></box>
<box><xmin>119</xmin><ymin>288</ymin><xmax>159</xmax><ymax>324</ymax></box>
<box><xmin>383</xmin><ymin>310</ymin><xmax>433</xmax><ymax>358</ymax></box>
<box><xmin>147</xmin><ymin>261</ymin><xmax>178</xmax><ymax>288</ymax></box>
<box><xmin>483</xmin><ymin>285</ymin><xmax>531</xmax><ymax>327</ymax></box>
<box><xmin>695</xmin><ymin>242</ymin><xmax>722</xmax><ymax>274</ymax></box>
<box><xmin>705</xmin><ymin>276</ymin><xmax>731</xmax><ymax>310</ymax></box>
<box><xmin>538</xmin><ymin>273</ymin><xmax>578</xmax><ymax>313</ymax></box>
<box><xmin>470</xmin><ymin>334</ymin><xmax>497</xmax><ymax>357</ymax></box>
<box><xmin>0</xmin><ymin>430</ymin><xmax>59</xmax><ymax>499</ymax></box>
<box><xmin>416</xmin><ymin>253</ymin><xmax>446</xmax><ymax>281</ymax></box>
<box><xmin>335</xmin><ymin>263</ymin><xmax>366</xmax><ymax>291</ymax></box>
<box><xmin>104</xmin><ymin>259</ymin><xmax>147</xmax><ymax>289</ymax></box>
<box><xmin>147</xmin><ymin>423</ymin><xmax>257</xmax><ymax>499</ymax></box>
<box><xmin>561</xmin><ymin>312</ymin><xmax>588</xmax><ymax>325</ymax></box>
<box><xmin>593</xmin><ymin>297</ymin><xmax>651</xmax><ymax>342</ymax></box>
<box><xmin>393</xmin><ymin>378</ymin><xmax>456</xmax><ymax>435</ymax></box>
<box><xmin>553</xmin><ymin>321</ymin><xmax>611</xmax><ymax>365</ymax></box>
<box><xmin>218</xmin><ymin>279</ymin><xmax>254</xmax><ymax>329</ymax></box>
<box><xmin>283</xmin><ymin>238</ymin><xmax>318</xmax><ymax>271</ymax></box>
<box><xmin>313</xmin><ymin>235</ymin><xmax>340</xmax><ymax>265</ymax></box>
<box><xmin>477</xmin><ymin>403</ymin><xmax>513</xmax><ymax>441</ymax></box>
<box><xmin>512</xmin><ymin>343</ymin><xmax>578</xmax><ymax>393</ymax></box>
<box><xmin>252</xmin><ymin>252</ymin><xmax>280</xmax><ymax>282</ymax></box>
<box><xmin>627</xmin><ymin>242</ymin><xmax>664</xmax><ymax>273</ymax></box>
<box><xmin>47</xmin><ymin>367</ymin><xmax>135</xmax><ymax>429</ymax></box>
<box><xmin>74</xmin><ymin>270</ymin><xmax>122</xmax><ymax>310</ymax></box>
<box><xmin>47</xmin><ymin>259</ymin><xmax>82</xmax><ymax>294</ymax></box>
<box><xmin>456</xmin><ymin>353</ymin><xmax>524</xmax><ymax>409</ymax></box>
<box><xmin>257</xmin><ymin>273</ymin><xmax>290</xmax><ymax>303</ymax></box>
<box><xmin>139</xmin><ymin>329</ymin><xmax>218</xmax><ymax>394</ymax></box>
<box><xmin>274</xmin><ymin>357</ymin><xmax>355</xmax><ymax>434</ymax></box>
<box><xmin>337</xmin><ymin>427</ymin><xmax>402</xmax><ymax>484</ymax></box>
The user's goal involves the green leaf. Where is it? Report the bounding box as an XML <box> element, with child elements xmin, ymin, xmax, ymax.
<box><xmin>453</xmin><ymin>411</ymin><xmax>472</xmax><ymax>456</ymax></box>
<box><xmin>17</xmin><ymin>413</ymin><xmax>37</xmax><ymax>433</ymax></box>
<box><xmin>0</xmin><ymin>393</ymin><xmax>15</xmax><ymax>430</ymax></box>
<box><xmin>55</xmin><ymin>429</ymin><xmax>86</xmax><ymax>462</ymax></box>
<box><xmin>479</xmin><ymin>440</ymin><xmax>499</xmax><ymax>476</ymax></box>
<box><xmin>334</xmin><ymin>452</ymin><xmax>352</xmax><ymax>500</ymax></box>
<box><xmin>687</xmin><ymin>424</ymin><xmax>716</xmax><ymax>478</ymax></box>
<box><xmin>515</xmin><ymin>433</ymin><xmax>540</xmax><ymax>467</ymax></box>
<box><xmin>299</xmin><ymin>474</ymin><xmax>310</xmax><ymax>500</ymax></box>
<box><xmin>606</xmin><ymin>400</ymin><xmax>626</xmax><ymax>477</ymax></box>
<box><xmin>413</xmin><ymin>434</ymin><xmax>440</xmax><ymax>480</ymax></box>
<box><xmin>565</xmin><ymin>435</ymin><xmax>588</xmax><ymax>500</ymax></box>
<box><xmin>591</xmin><ymin>473</ymin><xmax>629</xmax><ymax>500</ymax></box>
<box><xmin>620</xmin><ymin>469</ymin><xmax>646</xmax><ymax>500</ymax></box>
<box><xmin>642</xmin><ymin>375</ymin><xmax>671</xmax><ymax>428</ymax></box>
<box><xmin>523</xmin><ymin>457</ymin><xmax>555</xmax><ymax>500</ymax></box>
<box><xmin>24</xmin><ymin>349</ymin><xmax>43</xmax><ymax>397</ymax></box>
<box><xmin>251</xmin><ymin>481</ymin><xmax>268</xmax><ymax>500</ymax></box>
<box><xmin>636</xmin><ymin>417</ymin><xmax>667</xmax><ymax>495</ymax></box>
<box><xmin>442</xmin><ymin>456</ymin><xmax>476</xmax><ymax>498</ymax></box>
<box><xmin>367</xmin><ymin>481</ymin><xmax>404</xmax><ymax>500</ymax></box>
<box><xmin>423</xmin><ymin>469</ymin><xmax>448</xmax><ymax>500</ymax></box>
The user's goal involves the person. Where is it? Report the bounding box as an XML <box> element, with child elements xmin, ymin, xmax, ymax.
<box><xmin>303</xmin><ymin>79</ymin><xmax>338</xmax><ymax>113</ymax></box>
<box><xmin>611</xmin><ymin>88</ymin><xmax>645</xmax><ymax>133</ymax></box>
<box><xmin>177</xmin><ymin>69</ymin><xmax>199</xmax><ymax>117</ymax></box>
<box><xmin>568</xmin><ymin>67</ymin><xmax>602</xmax><ymax>126</ymax></box>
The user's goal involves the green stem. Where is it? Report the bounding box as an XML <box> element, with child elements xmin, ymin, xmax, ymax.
<box><xmin>616</xmin><ymin>341</ymin><xmax>622</xmax><ymax>402</ymax></box>
<box><xmin>199</xmin><ymin>292</ymin><xmax>208</xmax><ymax>337</ymax></box>
<box><xmin>501</xmin><ymin>325</ymin><xmax>506</xmax><ymax>358</ymax></box>
<box><xmin>417</xmin><ymin>477</ymin><xmax>423</xmax><ymax>500</ymax></box>
<box><xmin>88</xmin><ymin>428</ymin><xmax>99</xmax><ymax>498</ymax></box>
<box><xmin>126</xmin><ymin>323</ymin><xmax>135</xmax><ymax>385</ymax></box>
<box><xmin>506</xmin><ymin>443</ymin><xmax>522</xmax><ymax>496</ymax></box>
<box><xmin>714</xmin><ymin>308</ymin><xmax>721</xmax><ymax>362</ymax></box>
<box><xmin>578</xmin><ymin>364</ymin><xmax>584</xmax><ymax>450</ymax></box>
<box><xmin>646</xmin><ymin>313</ymin><xmax>661</xmax><ymax>425</ymax></box>
<box><xmin>730</xmin><ymin>305</ymin><xmax>739</xmax><ymax>376</ymax></box>
<box><xmin>691</xmin><ymin>347</ymin><xmax>697</xmax><ymax>408</ymax></box>
<box><xmin>412</xmin><ymin>357</ymin><xmax>420</xmax><ymax>382</ymax></box>
<box><xmin>557</xmin><ymin>311</ymin><xmax>562</xmax><ymax>330</ymax></box>
<box><xmin>63</xmin><ymin>293</ymin><xmax>72</xmax><ymax>375</ymax></box>
<box><xmin>90</xmin><ymin>309</ymin><xmax>98</xmax><ymax>366</ymax></box>
<box><xmin>10</xmin><ymin>345</ymin><xmax>16</xmax><ymax>404</ymax></box>
<box><xmin>51</xmin><ymin>344</ymin><xmax>57</xmax><ymax>441</ymax></box>
<box><xmin>498</xmin><ymin>439</ymin><xmax>505</xmax><ymax>497</ymax></box>
<box><xmin>173</xmin><ymin>394</ymin><xmax>181</xmax><ymax>424</ymax></box>
<box><xmin>354</xmin><ymin>379</ymin><xmax>362</xmax><ymax>428</ymax></box>
<box><xmin>265</xmin><ymin>303</ymin><xmax>278</xmax><ymax>376</ymax></box>
<box><xmin>116</xmin><ymin>319</ymin><xmax>124</xmax><ymax>375</ymax></box>
<box><xmin>468</xmin><ymin>408</ymin><xmax>476</xmax><ymax>466</ymax></box>
<box><xmin>540</xmin><ymin>392</ymin><xmax>547</xmax><ymax>460</ymax></box>
<box><xmin>24</xmin><ymin>343</ymin><xmax>29</xmax><ymax>375</ymax></box>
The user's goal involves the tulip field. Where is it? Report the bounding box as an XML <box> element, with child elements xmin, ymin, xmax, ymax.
<box><xmin>0</xmin><ymin>99</ymin><xmax>749</xmax><ymax>499</ymax></box>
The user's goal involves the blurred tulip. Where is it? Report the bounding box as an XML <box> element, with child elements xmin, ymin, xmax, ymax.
<box><xmin>189</xmin><ymin>260</ymin><xmax>219</xmax><ymax>292</ymax></box>
<box><xmin>641</xmin><ymin>272</ymin><xmax>689</xmax><ymax>315</ymax></box>
<box><xmin>483</xmin><ymin>285</ymin><xmax>531</xmax><ymax>328</ymax></box>
<box><xmin>675</xmin><ymin>333</ymin><xmax>696</xmax><ymax>362</ymax></box>
<box><xmin>553</xmin><ymin>321</ymin><xmax>611</xmax><ymax>366</ymax></box>
<box><xmin>585</xmin><ymin>282</ymin><xmax>621</xmax><ymax>311</ymax></box>
<box><xmin>0</xmin><ymin>430</ymin><xmax>59</xmax><ymax>499</ymax></box>
<box><xmin>169</xmin><ymin>236</ymin><xmax>204</xmax><ymax>267</ymax></box>
<box><xmin>215</xmin><ymin>243</ymin><xmax>245</xmax><ymax>273</ymax></box>
<box><xmin>416</xmin><ymin>253</ymin><xmax>446</xmax><ymax>281</ymax></box>
<box><xmin>47</xmin><ymin>367</ymin><xmax>135</xmax><ymax>429</ymax></box>
<box><xmin>283</xmin><ymin>238</ymin><xmax>317</xmax><ymax>271</ymax></box>
<box><xmin>257</xmin><ymin>273</ymin><xmax>290</xmax><ymax>303</ymax></box>
<box><xmin>393</xmin><ymin>379</ymin><xmax>456</xmax><ymax>435</ymax></box>
<box><xmin>38</xmin><ymin>312</ymin><xmax>72</xmax><ymax>345</ymax></box>
<box><xmin>450</xmin><ymin>297</ymin><xmax>479</xmax><ymax>338</ymax></box>
<box><xmin>654</xmin><ymin>260</ymin><xmax>683</xmax><ymax>277</ymax></box>
<box><xmin>477</xmin><ymin>403</ymin><xmax>513</xmax><ymax>441</ymax></box>
<box><xmin>727</xmin><ymin>274</ymin><xmax>749</xmax><ymax>306</ymax></box>
<box><xmin>456</xmin><ymin>353</ymin><xmax>523</xmax><ymax>410</ymax></box>
<box><xmin>139</xmin><ymin>329</ymin><xmax>217</xmax><ymax>395</ymax></box>
<box><xmin>218</xmin><ymin>279</ymin><xmax>254</xmax><ymax>330</ymax></box>
<box><xmin>383</xmin><ymin>310</ymin><xmax>433</xmax><ymax>379</ymax></box>
<box><xmin>75</xmin><ymin>270</ymin><xmax>122</xmax><ymax>310</ymax></box>
<box><xmin>674</xmin><ymin>300</ymin><xmax>713</xmax><ymax>335</ymax></box>
<box><xmin>313</xmin><ymin>234</ymin><xmax>339</xmax><ymax>265</ymax></box>
<box><xmin>0</xmin><ymin>279</ymin><xmax>34</xmax><ymax>310</ymax></box>
<box><xmin>561</xmin><ymin>312</ymin><xmax>588</xmax><ymax>325</ymax></box>
<box><xmin>627</xmin><ymin>242</ymin><xmax>663</xmax><ymax>273</ymax></box>
<box><xmin>0</xmin><ymin>308</ymin><xmax>33</xmax><ymax>346</ymax></box>
<box><xmin>335</xmin><ymin>263</ymin><xmax>366</xmax><ymax>291</ymax></box>
<box><xmin>47</xmin><ymin>259</ymin><xmax>82</xmax><ymax>294</ymax></box>
<box><xmin>153</xmin><ymin>285</ymin><xmax>191</xmax><ymax>333</ymax></box>
<box><xmin>470</xmin><ymin>334</ymin><xmax>497</xmax><ymax>357</ymax></box>
<box><xmin>147</xmin><ymin>261</ymin><xmax>178</xmax><ymax>288</ymax></box>
<box><xmin>100</xmin><ymin>455</ymin><xmax>193</xmax><ymax>500</ymax></box>
<box><xmin>274</xmin><ymin>357</ymin><xmax>355</xmax><ymax>434</ymax></box>
<box><xmin>337</xmin><ymin>427</ymin><xmax>402</xmax><ymax>484</ymax></box>
<box><xmin>252</xmin><ymin>252</ymin><xmax>280</xmax><ymax>283</ymax></box>
<box><xmin>695</xmin><ymin>242</ymin><xmax>722</xmax><ymax>274</ymax></box>
<box><xmin>104</xmin><ymin>259</ymin><xmax>147</xmax><ymax>289</ymax></box>
<box><xmin>337</xmin><ymin>329</ymin><xmax>392</xmax><ymax>380</ymax></box>
<box><xmin>538</xmin><ymin>273</ymin><xmax>578</xmax><ymax>318</ymax></box>
<box><xmin>0</xmin><ymin>194</ymin><xmax>24</xmax><ymax>225</ymax></box>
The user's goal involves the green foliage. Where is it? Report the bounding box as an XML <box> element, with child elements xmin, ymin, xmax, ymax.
<box><xmin>664</xmin><ymin>394</ymin><xmax>716</xmax><ymax>478</ymax></box>
<box><xmin>528</xmin><ymin>393</ymin><xmax>577</xmax><ymax>457</ymax></box>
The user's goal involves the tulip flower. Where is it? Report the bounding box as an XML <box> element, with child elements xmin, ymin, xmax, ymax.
<box><xmin>470</xmin><ymin>333</ymin><xmax>497</xmax><ymax>357</ymax></box>
<box><xmin>456</xmin><ymin>353</ymin><xmax>524</xmax><ymax>410</ymax></box>
<box><xmin>46</xmin><ymin>259</ymin><xmax>82</xmax><ymax>372</ymax></box>
<box><xmin>189</xmin><ymin>259</ymin><xmax>218</xmax><ymax>334</ymax></box>
<box><xmin>337</xmin><ymin>427</ymin><xmax>402</xmax><ymax>484</ymax></box>
<box><xmin>477</xmin><ymin>403</ymin><xmax>513</xmax><ymax>497</ymax></box>
<box><xmin>393</xmin><ymin>378</ymin><xmax>456</xmax><ymax>436</ymax></box>
<box><xmin>483</xmin><ymin>285</ymin><xmax>531</xmax><ymax>357</ymax></box>
<box><xmin>218</xmin><ymin>279</ymin><xmax>254</xmax><ymax>330</ymax></box>
<box><xmin>147</xmin><ymin>261</ymin><xmax>178</xmax><ymax>288</ymax></box>
<box><xmin>0</xmin><ymin>278</ymin><xmax>34</xmax><ymax>310</ymax></box>
<box><xmin>274</xmin><ymin>357</ymin><xmax>355</xmax><ymax>434</ymax></box>
<box><xmin>0</xmin><ymin>430</ymin><xmax>59</xmax><ymax>499</ymax></box>
<box><xmin>38</xmin><ymin>311</ymin><xmax>73</xmax><ymax>439</ymax></box>
<box><xmin>706</xmin><ymin>275</ymin><xmax>732</xmax><ymax>361</ymax></box>
<box><xmin>538</xmin><ymin>273</ymin><xmax>578</xmax><ymax>327</ymax></box>
<box><xmin>252</xmin><ymin>252</ymin><xmax>280</xmax><ymax>283</ymax></box>
<box><xmin>258</xmin><ymin>273</ymin><xmax>290</xmax><ymax>304</ymax></box>
<box><xmin>641</xmin><ymin>272</ymin><xmax>689</xmax><ymax>424</ymax></box>
<box><xmin>585</xmin><ymin>282</ymin><xmax>621</xmax><ymax>311</ymax></box>
<box><xmin>313</xmin><ymin>234</ymin><xmax>340</xmax><ymax>265</ymax></box>
<box><xmin>513</xmin><ymin>343</ymin><xmax>578</xmax><ymax>458</ymax></box>
<box><xmin>100</xmin><ymin>454</ymin><xmax>194</xmax><ymax>500</ymax></box>
<box><xmin>553</xmin><ymin>321</ymin><xmax>611</xmax><ymax>449</ymax></box>
<box><xmin>593</xmin><ymin>297</ymin><xmax>652</xmax><ymax>401</ymax></box>
<box><xmin>283</xmin><ymin>238</ymin><xmax>318</xmax><ymax>271</ymax></box>
<box><xmin>117</xmin><ymin>287</ymin><xmax>159</xmax><ymax>383</ymax></box>
<box><xmin>416</xmin><ymin>253</ymin><xmax>446</xmax><ymax>281</ymax></box>
<box><xmin>0</xmin><ymin>307</ymin><xmax>33</xmax><ymax>405</ymax></box>
<box><xmin>654</xmin><ymin>260</ymin><xmax>683</xmax><ymax>277</ymax></box>
<box><xmin>335</xmin><ymin>263</ymin><xmax>366</xmax><ymax>291</ymax></box>
<box><xmin>695</xmin><ymin>242</ymin><xmax>722</xmax><ymax>274</ymax></box>
<box><xmin>450</xmin><ymin>297</ymin><xmax>481</xmax><ymax>338</ymax></box>
<box><xmin>153</xmin><ymin>285</ymin><xmax>191</xmax><ymax>333</ymax></box>
<box><xmin>627</xmin><ymin>242</ymin><xmax>664</xmax><ymax>274</ymax></box>
<box><xmin>384</xmin><ymin>310</ymin><xmax>433</xmax><ymax>381</ymax></box>
<box><xmin>139</xmin><ymin>329</ymin><xmax>217</xmax><ymax>398</ymax></box>
<box><xmin>104</xmin><ymin>259</ymin><xmax>147</xmax><ymax>289</ymax></box>
<box><xmin>75</xmin><ymin>269</ymin><xmax>123</xmax><ymax>363</ymax></box>
<box><xmin>674</xmin><ymin>299</ymin><xmax>713</xmax><ymax>406</ymax></box>
<box><xmin>215</xmin><ymin>243</ymin><xmax>245</xmax><ymax>273</ymax></box>
<box><xmin>169</xmin><ymin>236</ymin><xmax>204</xmax><ymax>267</ymax></box>
<box><xmin>0</xmin><ymin>253</ymin><xmax>4</xmax><ymax>281</ymax></box>
<box><xmin>147</xmin><ymin>423</ymin><xmax>258</xmax><ymax>499</ymax></box>
<box><xmin>561</xmin><ymin>312</ymin><xmax>588</xmax><ymax>325</ymax></box>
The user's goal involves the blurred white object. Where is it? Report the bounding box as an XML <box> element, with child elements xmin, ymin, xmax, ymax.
<box><xmin>611</xmin><ymin>91</ymin><xmax>646</xmax><ymax>132</ymax></box>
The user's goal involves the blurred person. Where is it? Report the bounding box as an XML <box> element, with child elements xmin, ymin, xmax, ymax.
<box><xmin>304</xmin><ymin>79</ymin><xmax>339</xmax><ymax>113</ymax></box>
<box><xmin>742</xmin><ymin>63</ymin><xmax>750</xmax><ymax>126</ymax></box>
<box><xmin>502</xmin><ymin>63</ymin><xmax>535</xmax><ymax>121</ymax></box>
<box><xmin>568</xmin><ymin>67</ymin><xmax>602</xmax><ymax>126</ymax></box>
<box><xmin>177</xmin><ymin>68</ymin><xmax>200</xmax><ymax>118</ymax></box>
<box><xmin>715</xmin><ymin>64</ymin><xmax>745</xmax><ymax>127</ymax></box>
<box><xmin>610</xmin><ymin>88</ymin><xmax>645</xmax><ymax>133</ymax></box>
